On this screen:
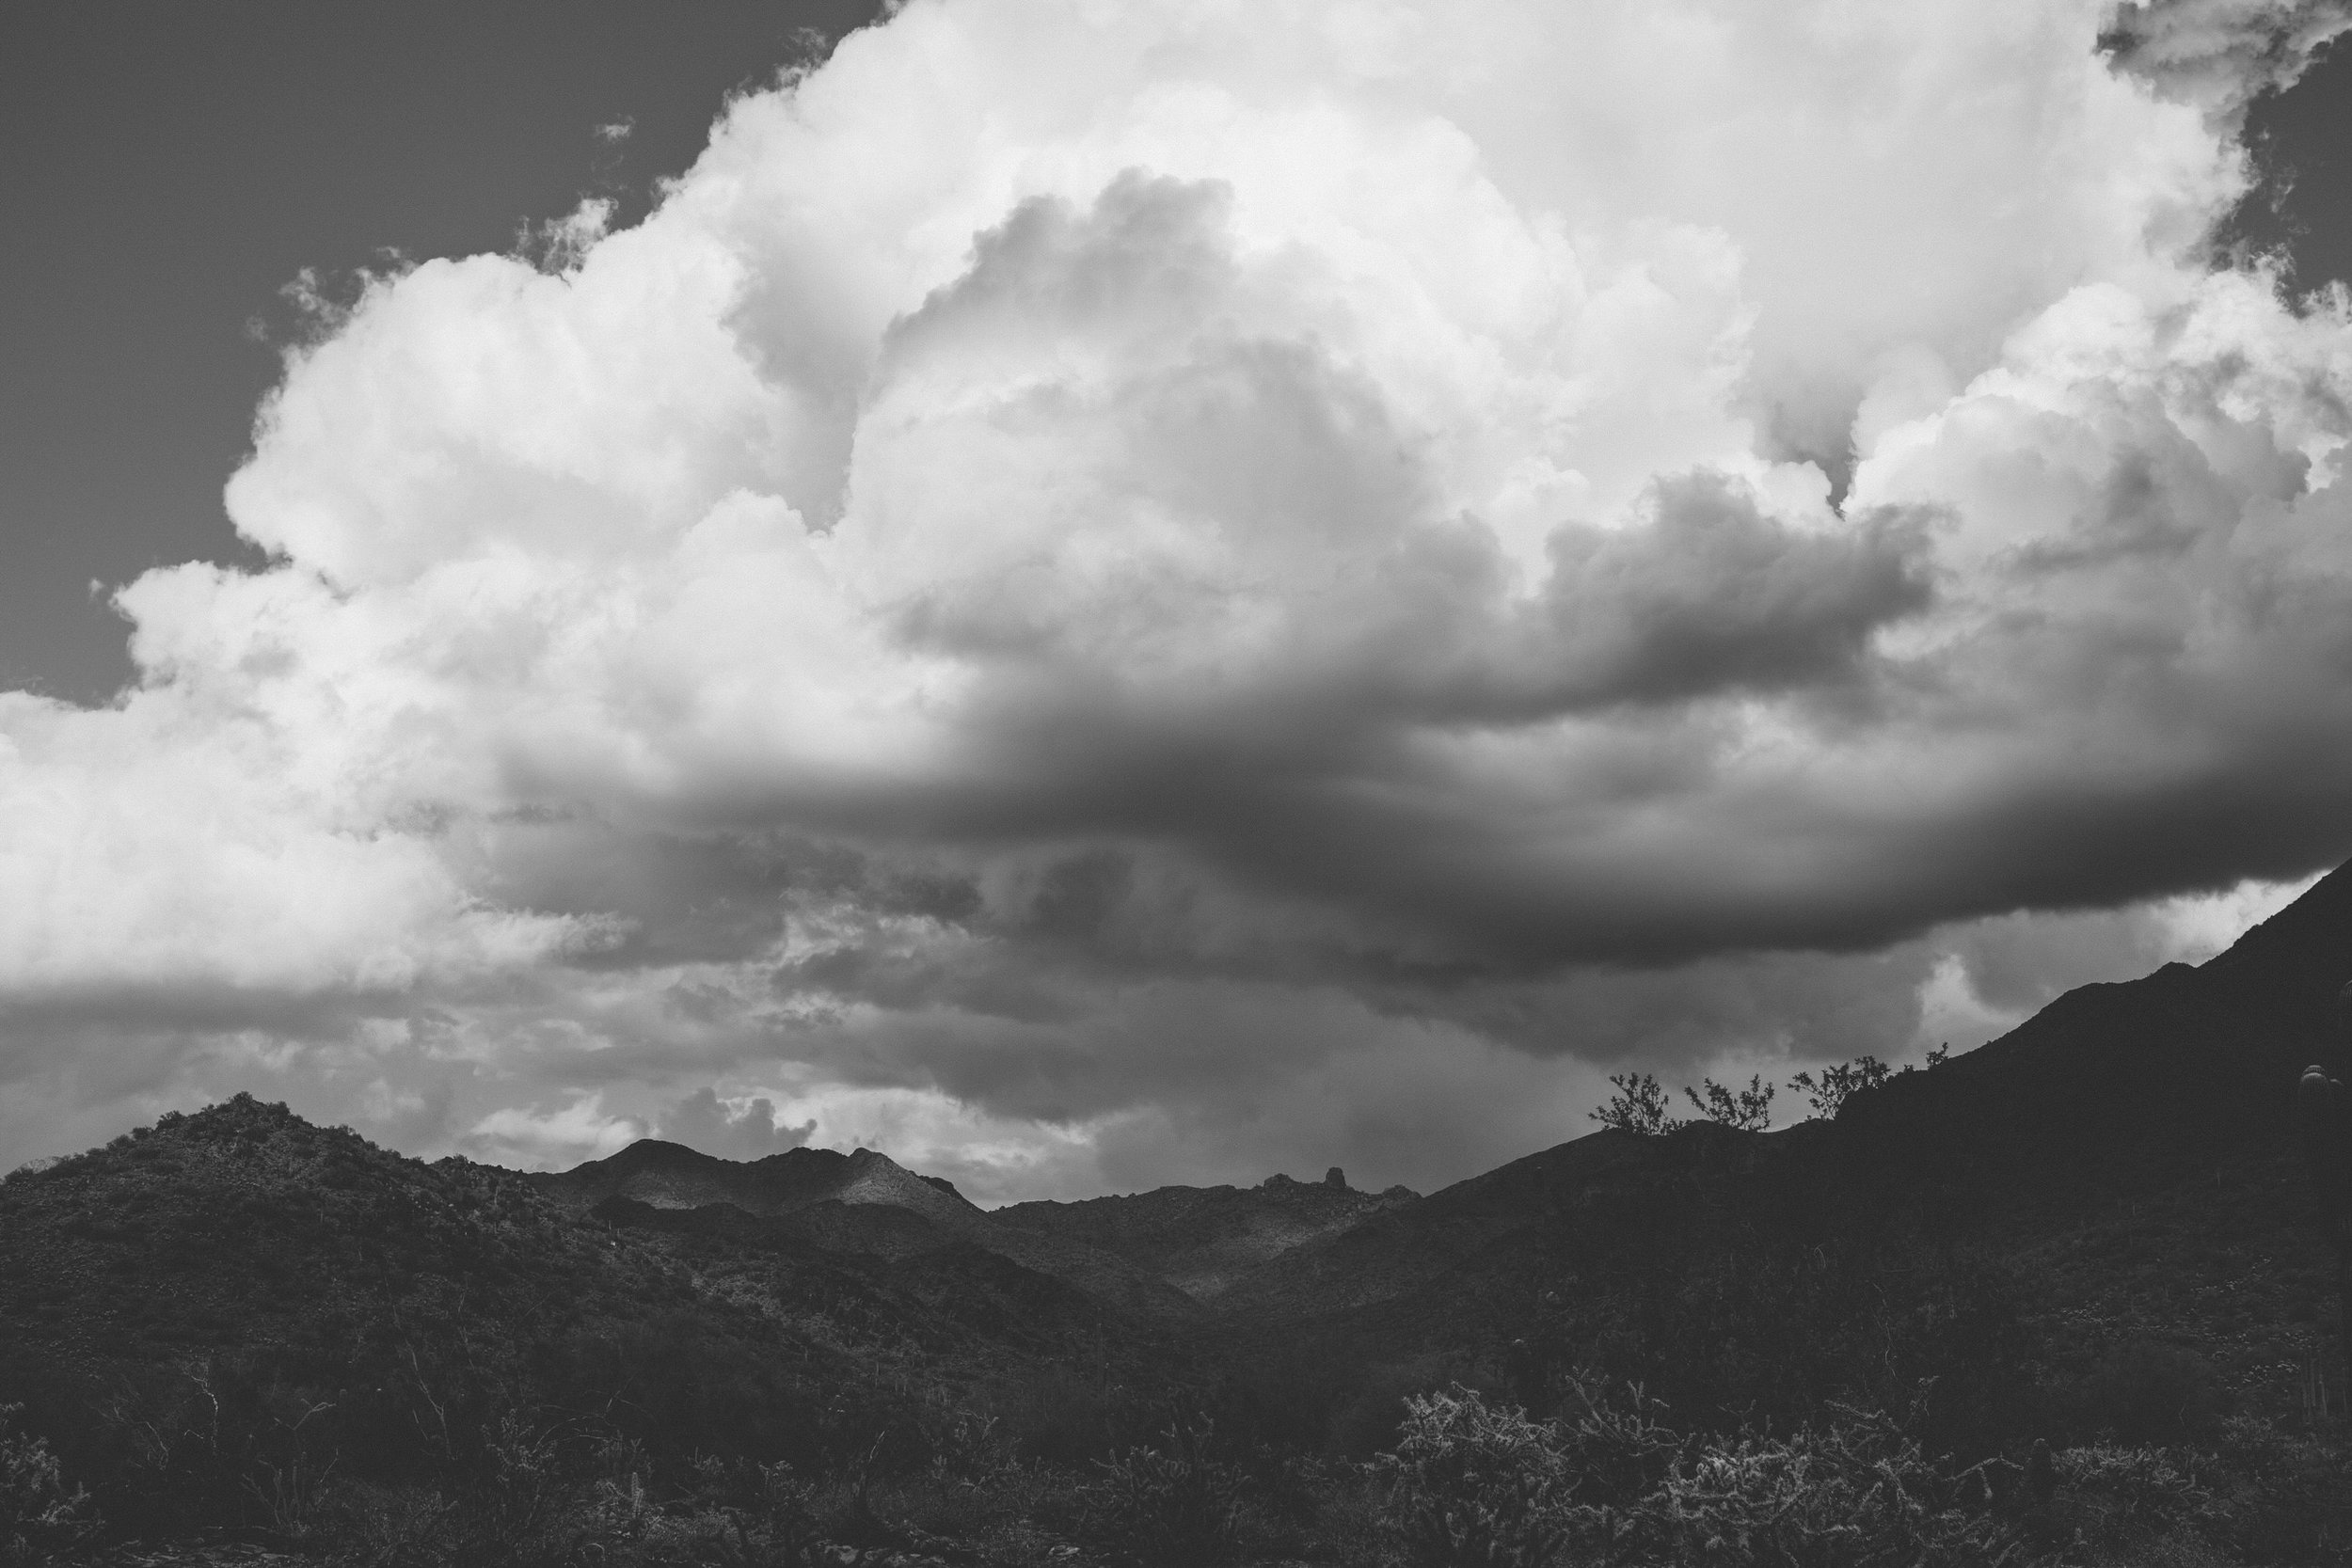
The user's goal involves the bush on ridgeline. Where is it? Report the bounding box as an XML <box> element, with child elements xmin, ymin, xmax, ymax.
<box><xmin>1589</xmin><ymin>1073</ymin><xmax>1685</xmax><ymax>1135</ymax></box>
<box><xmin>1682</xmin><ymin>1075</ymin><xmax>1775</xmax><ymax>1132</ymax></box>
<box><xmin>1592</xmin><ymin>1072</ymin><xmax>1777</xmax><ymax>1136</ymax></box>
<box><xmin>1788</xmin><ymin>1055</ymin><xmax>1895</xmax><ymax>1119</ymax></box>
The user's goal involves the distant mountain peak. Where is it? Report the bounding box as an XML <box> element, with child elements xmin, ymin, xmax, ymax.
<box><xmin>834</xmin><ymin>1147</ymin><xmax>983</xmax><ymax>1220</ymax></box>
<box><xmin>995</xmin><ymin>1172</ymin><xmax>1422</xmax><ymax>1302</ymax></box>
<box><xmin>522</xmin><ymin>1135</ymin><xmax>992</xmax><ymax>1228</ymax></box>
<box><xmin>591</xmin><ymin>1138</ymin><xmax>720</xmax><ymax>1172</ymax></box>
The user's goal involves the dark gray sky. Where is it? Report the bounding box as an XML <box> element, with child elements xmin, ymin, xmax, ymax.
<box><xmin>1</xmin><ymin>0</ymin><xmax>882</xmax><ymax>703</ymax></box>
<box><xmin>2234</xmin><ymin>36</ymin><xmax>2352</xmax><ymax>287</ymax></box>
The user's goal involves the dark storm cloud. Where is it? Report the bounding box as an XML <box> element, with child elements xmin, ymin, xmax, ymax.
<box><xmin>1532</xmin><ymin>478</ymin><xmax>1933</xmax><ymax>711</ymax></box>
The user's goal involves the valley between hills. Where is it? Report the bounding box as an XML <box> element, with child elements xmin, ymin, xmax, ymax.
<box><xmin>14</xmin><ymin>865</ymin><xmax>2352</xmax><ymax>1563</ymax></box>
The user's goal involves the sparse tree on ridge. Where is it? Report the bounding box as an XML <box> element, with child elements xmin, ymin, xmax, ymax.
<box><xmin>1682</xmin><ymin>1074</ymin><xmax>1774</xmax><ymax>1132</ymax></box>
<box><xmin>1590</xmin><ymin>1072</ymin><xmax>1684</xmax><ymax>1135</ymax></box>
<box><xmin>1788</xmin><ymin>1055</ymin><xmax>1893</xmax><ymax>1119</ymax></box>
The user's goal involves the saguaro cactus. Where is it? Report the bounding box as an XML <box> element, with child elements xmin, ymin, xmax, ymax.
<box><xmin>2295</xmin><ymin>981</ymin><xmax>2352</xmax><ymax>1391</ymax></box>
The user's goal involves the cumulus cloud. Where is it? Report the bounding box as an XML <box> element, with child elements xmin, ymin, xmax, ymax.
<box><xmin>4</xmin><ymin>0</ymin><xmax>2352</xmax><ymax>1194</ymax></box>
<box><xmin>464</xmin><ymin>1094</ymin><xmax>646</xmax><ymax>1169</ymax></box>
<box><xmin>659</xmin><ymin>1086</ymin><xmax>816</xmax><ymax>1161</ymax></box>
<box><xmin>2103</xmin><ymin>0</ymin><xmax>2352</xmax><ymax>116</ymax></box>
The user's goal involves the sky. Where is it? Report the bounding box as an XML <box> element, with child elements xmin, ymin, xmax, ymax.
<box><xmin>6</xmin><ymin>0</ymin><xmax>2352</xmax><ymax>1202</ymax></box>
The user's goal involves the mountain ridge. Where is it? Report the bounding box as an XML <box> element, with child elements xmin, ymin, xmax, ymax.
<box><xmin>8</xmin><ymin>861</ymin><xmax>2352</xmax><ymax>1557</ymax></box>
<box><xmin>993</xmin><ymin>1171</ymin><xmax>1422</xmax><ymax>1301</ymax></box>
<box><xmin>529</xmin><ymin>1131</ymin><xmax>1206</xmax><ymax>1322</ymax></box>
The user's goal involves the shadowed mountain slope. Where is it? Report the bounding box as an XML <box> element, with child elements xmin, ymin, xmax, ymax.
<box><xmin>8</xmin><ymin>861</ymin><xmax>2352</xmax><ymax>1544</ymax></box>
<box><xmin>1245</xmin><ymin>864</ymin><xmax>2352</xmax><ymax>1331</ymax></box>
<box><xmin>0</xmin><ymin>1093</ymin><xmax>1225</xmax><ymax>1553</ymax></box>
<box><xmin>532</xmin><ymin>1135</ymin><xmax>1205</xmax><ymax>1323</ymax></box>
<box><xmin>1205</xmin><ymin>1124</ymin><xmax>1750</xmax><ymax>1323</ymax></box>
<box><xmin>1195</xmin><ymin>863</ymin><xmax>2352</xmax><ymax>1454</ymax></box>
<box><xmin>0</xmin><ymin>1095</ymin><xmax>1197</xmax><ymax>1455</ymax></box>
<box><xmin>993</xmin><ymin>1170</ymin><xmax>1421</xmax><ymax>1300</ymax></box>
<box><xmin>0</xmin><ymin>1095</ymin><xmax>700</xmax><ymax>1374</ymax></box>
<box><xmin>525</xmin><ymin>1138</ymin><xmax>981</xmax><ymax>1224</ymax></box>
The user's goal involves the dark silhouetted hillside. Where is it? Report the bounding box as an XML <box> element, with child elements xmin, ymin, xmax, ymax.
<box><xmin>1200</xmin><ymin>865</ymin><xmax>2352</xmax><ymax>1460</ymax></box>
<box><xmin>526</xmin><ymin>1137</ymin><xmax>980</xmax><ymax>1222</ymax></box>
<box><xmin>993</xmin><ymin>1170</ymin><xmax>1420</xmax><ymax>1300</ymax></box>
<box><xmin>0</xmin><ymin>1093</ymin><xmax>1201</xmax><ymax>1549</ymax></box>
<box><xmin>537</xmin><ymin>1137</ymin><xmax>1206</xmax><ymax>1323</ymax></box>
<box><xmin>12</xmin><ymin>863</ymin><xmax>2352</xmax><ymax>1561</ymax></box>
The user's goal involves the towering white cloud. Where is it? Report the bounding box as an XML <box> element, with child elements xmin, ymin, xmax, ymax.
<box><xmin>3</xmin><ymin>0</ymin><xmax>2349</xmax><ymax>1196</ymax></box>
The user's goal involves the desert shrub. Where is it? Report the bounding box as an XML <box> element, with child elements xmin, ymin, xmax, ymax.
<box><xmin>1790</xmin><ymin>1056</ymin><xmax>1894</xmax><ymax>1118</ymax></box>
<box><xmin>1522</xmin><ymin>1229</ymin><xmax>2036</xmax><ymax>1456</ymax></box>
<box><xmin>857</xmin><ymin>1405</ymin><xmax>1079</xmax><ymax>1544</ymax></box>
<box><xmin>310</xmin><ymin>1479</ymin><xmax>459</xmax><ymax>1567</ymax></box>
<box><xmin>1322</xmin><ymin>1355</ymin><xmax>1483</xmax><ymax>1460</ymax></box>
<box><xmin>2055</xmin><ymin>1441</ymin><xmax>2215</xmax><ymax>1525</ymax></box>
<box><xmin>1548</xmin><ymin>1376</ymin><xmax>1681</xmax><ymax>1510</ymax></box>
<box><xmin>1375</xmin><ymin>1384</ymin><xmax>2033</xmax><ymax>1568</ymax></box>
<box><xmin>1634</xmin><ymin>1401</ymin><xmax>2023</xmax><ymax>1567</ymax></box>
<box><xmin>1591</xmin><ymin>1073</ymin><xmax>1685</xmax><ymax>1135</ymax></box>
<box><xmin>2027</xmin><ymin>1441</ymin><xmax>2239</xmax><ymax>1567</ymax></box>
<box><xmin>1</xmin><ymin>1402</ymin><xmax>94</xmax><ymax>1565</ymax></box>
<box><xmin>32</xmin><ymin>1298</ymin><xmax>864</xmax><ymax>1542</ymax></box>
<box><xmin>1296</xmin><ymin>1460</ymin><xmax>1403</xmax><ymax>1568</ymax></box>
<box><xmin>1683</xmin><ymin>1075</ymin><xmax>1776</xmax><ymax>1132</ymax></box>
<box><xmin>474</xmin><ymin>1410</ymin><xmax>565</xmax><ymax>1554</ymax></box>
<box><xmin>2196</xmin><ymin>1414</ymin><xmax>2352</xmax><ymax>1564</ymax></box>
<box><xmin>1083</xmin><ymin>1413</ymin><xmax>1248</xmax><ymax>1567</ymax></box>
<box><xmin>2059</xmin><ymin>1340</ymin><xmax>2231</xmax><ymax>1446</ymax></box>
<box><xmin>306</xmin><ymin>1450</ymin><xmax>831</xmax><ymax>1568</ymax></box>
<box><xmin>987</xmin><ymin>1359</ymin><xmax>1135</xmax><ymax>1467</ymax></box>
<box><xmin>1378</xmin><ymin>1386</ymin><xmax>1574</xmax><ymax>1567</ymax></box>
<box><xmin>650</xmin><ymin>1455</ymin><xmax>821</xmax><ymax>1566</ymax></box>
